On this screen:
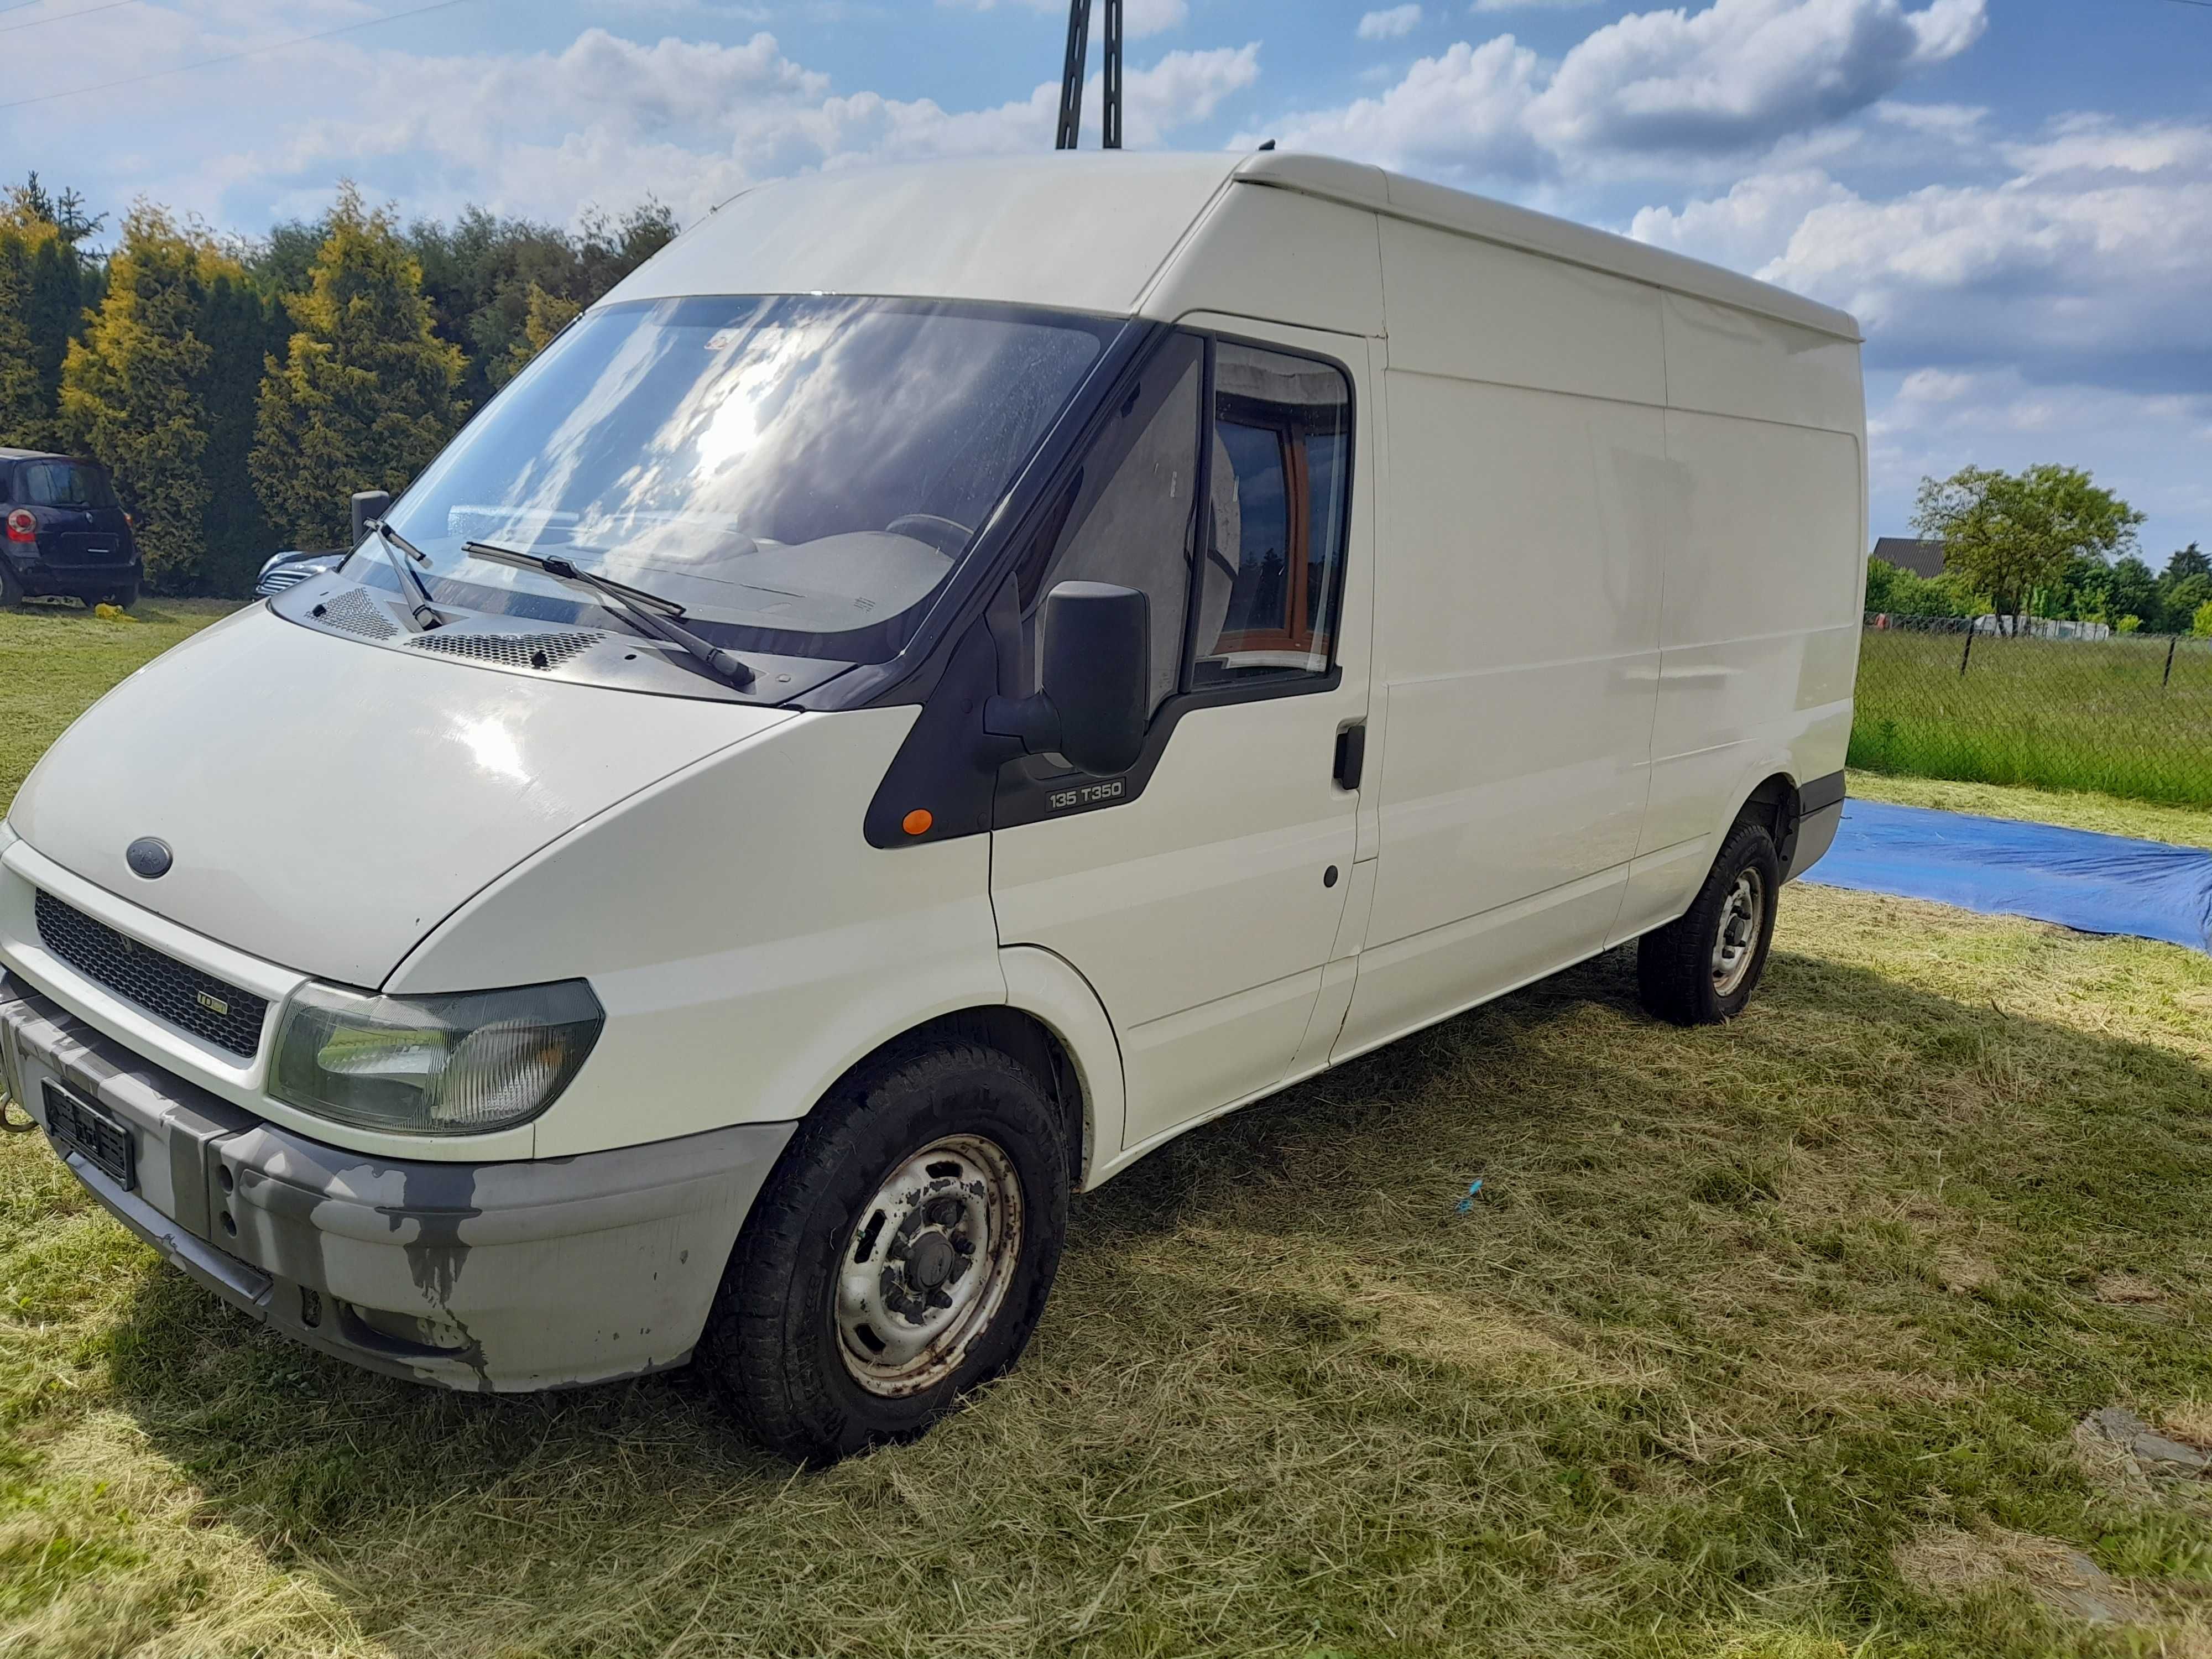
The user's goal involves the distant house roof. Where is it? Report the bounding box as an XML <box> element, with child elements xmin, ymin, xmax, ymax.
<box><xmin>1872</xmin><ymin>537</ymin><xmax>1945</xmax><ymax>579</ymax></box>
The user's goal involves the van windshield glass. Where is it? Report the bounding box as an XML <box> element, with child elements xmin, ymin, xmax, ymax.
<box><xmin>382</xmin><ymin>296</ymin><xmax>1116</xmax><ymax>659</ymax></box>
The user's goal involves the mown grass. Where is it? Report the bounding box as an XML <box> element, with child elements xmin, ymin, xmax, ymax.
<box><xmin>1850</xmin><ymin>627</ymin><xmax>2212</xmax><ymax>806</ymax></box>
<box><xmin>8</xmin><ymin>607</ymin><xmax>2212</xmax><ymax>1655</ymax></box>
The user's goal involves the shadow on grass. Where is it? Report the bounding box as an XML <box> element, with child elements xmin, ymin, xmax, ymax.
<box><xmin>90</xmin><ymin>942</ymin><xmax>2212</xmax><ymax>1656</ymax></box>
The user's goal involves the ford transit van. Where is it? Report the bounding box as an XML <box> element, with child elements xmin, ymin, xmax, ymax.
<box><xmin>0</xmin><ymin>152</ymin><xmax>1863</xmax><ymax>1460</ymax></box>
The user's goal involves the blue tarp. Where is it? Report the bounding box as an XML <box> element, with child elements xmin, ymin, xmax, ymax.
<box><xmin>1806</xmin><ymin>799</ymin><xmax>2212</xmax><ymax>955</ymax></box>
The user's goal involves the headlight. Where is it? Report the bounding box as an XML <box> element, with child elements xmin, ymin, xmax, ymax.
<box><xmin>270</xmin><ymin>979</ymin><xmax>603</xmax><ymax>1136</ymax></box>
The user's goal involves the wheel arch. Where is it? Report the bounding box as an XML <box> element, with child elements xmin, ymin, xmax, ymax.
<box><xmin>791</xmin><ymin>947</ymin><xmax>1125</xmax><ymax>1191</ymax></box>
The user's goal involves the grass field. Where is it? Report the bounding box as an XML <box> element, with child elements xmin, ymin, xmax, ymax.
<box><xmin>9</xmin><ymin>605</ymin><xmax>2212</xmax><ymax>1656</ymax></box>
<box><xmin>1850</xmin><ymin>626</ymin><xmax>2212</xmax><ymax>806</ymax></box>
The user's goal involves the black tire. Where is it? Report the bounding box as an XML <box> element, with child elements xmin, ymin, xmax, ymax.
<box><xmin>699</xmin><ymin>1040</ymin><xmax>1070</xmax><ymax>1463</ymax></box>
<box><xmin>104</xmin><ymin>581</ymin><xmax>139</xmax><ymax>610</ymax></box>
<box><xmin>1636</xmin><ymin>820</ymin><xmax>1782</xmax><ymax>1026</ymax></box>
<box><xmin>0</xmin><ymin>562</ymin><xmax>22</xmax><ymax>608</ymax></box>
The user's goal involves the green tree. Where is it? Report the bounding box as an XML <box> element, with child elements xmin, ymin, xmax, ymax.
<box><xmin>59</xmin><ymin>207</ymin><xmax>252</xmax><ymax>591</ymax></box>
<box><xmin>2193</xmin><ymin>599</ymin><xmax>2212</xmax><ymax>640</ymax></box>
<box><xmin>2168</xmin><ymin>542</ymin><xmax>2209</xmax><ymax>582</ymax></box>
<box><xmin>0</xmin><ymin>241</ymin><xmax>42</xmax><ymax>441</ymax></box>
<box><xmin>1913</xmin><ymin>464</ymin><xmax>2144</xmax><ymax>635</ymax></box>
<box><xmin>2</xmin><ymin>174</ymin><xmax>108</xmax><ymax>448</ymax></box>
<box><xmin>252</xmin><ymin>184</ymin><xmax>465</xmax><ymax>548</ymax></box>
<box><xmin>2164</xmin><ymin>573</ymin><xmax>2212</xmax><ymax>637</ymax></box>
<box><xmin>2106</xmin><ymin>554</ymin><xmax>2161</xmax><ymax>628</ymax></box>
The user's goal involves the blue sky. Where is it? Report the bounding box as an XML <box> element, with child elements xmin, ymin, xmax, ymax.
<box><xmin>4</xmin><ymin>0</ymin><xmax>2207</xmax><ymax>562</ymax></box>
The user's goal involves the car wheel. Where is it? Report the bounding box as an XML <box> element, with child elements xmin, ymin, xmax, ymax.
<box><xmin>1636</xmin><ymin>819</ymin><xmax>1781</xmax><ymax>1026</ymax></box>
<box><xmin>103</xmin><ymin>581</ymin><xmax>139</xmax><ymax>610</ymax></box>
<box><xmin>697</xmin><ymin>1039</ymin><xmax>1070</xmax><ymax>1462</ymax></box>
<box><xmin>0</xmin><ymin>562</ymin><xmax>22</xmax><ymax>608</ymax></box>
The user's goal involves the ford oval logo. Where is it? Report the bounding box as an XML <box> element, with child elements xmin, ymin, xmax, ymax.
<box><xmin>125</xmin><ymin>837</ymin><xmax>173</xmax><ymax>879</ymax></box>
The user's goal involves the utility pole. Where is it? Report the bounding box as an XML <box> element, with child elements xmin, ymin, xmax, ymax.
<box><xmin>1055</xmin><ymin>0</ymin><xmax>1123</xmax><ymax>150</ymax></box>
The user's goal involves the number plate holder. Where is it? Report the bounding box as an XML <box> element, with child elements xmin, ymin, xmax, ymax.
<box><xmin>43</xmin><ymin>1079</ymin><xmax>135</xmax><ymax>1190</ymax></box>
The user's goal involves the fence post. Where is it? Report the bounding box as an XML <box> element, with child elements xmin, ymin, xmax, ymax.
<box><xmin>1959</xmin><ymin>623</ymin><xmax>1974</xmax><ymax>677</ymax></box>
<box><xmin>2164</xmin><ymin>635</ymin><xmax>2178</xmax><ymax>689</ymax></box>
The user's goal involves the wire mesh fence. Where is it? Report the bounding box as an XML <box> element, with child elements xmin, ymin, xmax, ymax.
<box><xmin>1850</xmin><ymin>614</ymin><xmax>2212</xmax><ymax>806</ymax></box>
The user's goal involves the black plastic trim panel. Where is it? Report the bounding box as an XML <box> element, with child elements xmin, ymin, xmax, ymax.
<box><xmin>1796</xmin><ymin>770</ymin><xmax>1846</xmax><ymax>817</ymax></box>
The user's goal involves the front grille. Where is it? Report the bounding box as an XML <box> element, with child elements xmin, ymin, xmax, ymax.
<box><xmin>409</xmin><ymin>629</ymin><xmax>603</xmax><ymax>670</ymax></box>
<box><xmin>258</xmin><ymin>566</ymin><xmax>315</xmax><ymax>595</ymax></box>
<box><xmin>314</xmin><ymin>587</ymin><xmax>399</xmax><ymax>640</ymax></box>
<box><xmin>33</xmin><ymin>891</ymin><xmax>268</xmax><ymax>1058</ymax></box>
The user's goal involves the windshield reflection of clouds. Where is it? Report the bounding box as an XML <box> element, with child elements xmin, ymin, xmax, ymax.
<box><xmin>388</xmin><ymin>298</ymin><xmax>1106</xmax><ymax>640</ymax></box>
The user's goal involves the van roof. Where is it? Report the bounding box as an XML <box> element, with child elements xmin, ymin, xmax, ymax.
<box><xmin>607</xmin><ymin>151</ymin><xmax>1859</xmax><ymax>343</ymax></box>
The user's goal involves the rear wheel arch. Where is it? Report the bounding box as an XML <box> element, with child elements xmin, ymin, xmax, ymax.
<box><xmin>1735</xmin><ymin>770</ymin><xmax>1802</xmax><ymax>870</ymax></box>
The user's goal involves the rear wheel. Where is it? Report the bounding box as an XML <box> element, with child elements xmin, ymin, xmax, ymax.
<box><xmin>1636</xmin><ymin>820</ymin><xmax>1781</xmax><ymax>1025</ymax></box>
<box><xmin>698</xmin><ymin>1040</ymin><xmax>1069</xmax><ymax>1463</ymax></box>
<box><xmin>102</xmin><ymin>581</ymin><xmax>139</xmax><ymax>610</ymax></box>
<box><xmin>0</xmin><ymin>562</ymin><xmax>22</xmax><ymax>608</ymax></box>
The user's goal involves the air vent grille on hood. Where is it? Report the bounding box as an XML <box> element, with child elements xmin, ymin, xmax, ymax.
<box><xmin>317</xmin><ymin>588</ymin><xmax>399</xmax><ymax>640</ymax></box>
<box><xmin>408</xmin><ymin>630</ymin><xmax>605</xmax><ymax>670</ymax></box>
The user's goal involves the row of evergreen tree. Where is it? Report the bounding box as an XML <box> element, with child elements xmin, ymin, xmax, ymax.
<box><xmin>0</xmin><ymin>175</ymin><xmax>675</xmax><ymax>596</ymax></box>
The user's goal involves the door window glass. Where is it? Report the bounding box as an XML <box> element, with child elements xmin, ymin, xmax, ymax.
<box><xmin>1192</xmin><ymin>343</ymin><xmax>1352</xmax><ymax>686</ymax></box>
<box><xmin>1016</xmin><ymin>334</ymin><xmax>1203</xmax><ymax>715</ymax></box>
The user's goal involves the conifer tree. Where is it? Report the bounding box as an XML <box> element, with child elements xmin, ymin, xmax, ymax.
<box><xmin>0</xmin><ymin>238</ymin><xmax>43</xmax><ymax>442</ymax></box>
<box><xmin>252</xmin><ymin>183</ymin><xmax>465</xmax><ymax>548</ymax></box>
<box><xmin>60</xmin><ymin>207</ymin><xmax>236</xmax><ymax>591</ymax></box>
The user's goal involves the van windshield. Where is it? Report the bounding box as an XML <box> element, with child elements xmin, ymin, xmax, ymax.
<box><xmin>383</xmin><ymin>296</ymin><xmax>1119</xmax><ymax>659</ymax></box>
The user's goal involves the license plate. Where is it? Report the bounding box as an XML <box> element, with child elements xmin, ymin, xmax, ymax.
<box><xmin>44</xmin><ymin>1081</ymin><xmax>135</xmax><ymax>1189</ymax></box>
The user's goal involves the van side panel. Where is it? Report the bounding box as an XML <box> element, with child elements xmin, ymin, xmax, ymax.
<box><xmin>1141</xmin><ymin>185</ymin><xmax>1385</xmax><ymax>336</ymax></box>
<box><xmin>1337</xmin><ymin>223</ymin><xmax>1668</xmax><ymax>1056</ymax></box>
<box><xmin>1375</xmin><ymin>218</ymin><xmax>1667</xmax><ymax>405</ymax></box>
<box><xmin>1613</xmin><ymin>302</ymin><xmax>1864</xmax><ymax>938</ymax></box>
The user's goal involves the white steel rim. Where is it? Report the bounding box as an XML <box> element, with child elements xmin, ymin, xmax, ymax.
<box><xmin>1711</xmin><ymin>866</ymin><xmax>1765</xmax><ymax>997</ymax></box>
<box><xmin>834</xmin><ymin>1134</ymin><xmax>1024</xmax><ymax>1397</ymax></box>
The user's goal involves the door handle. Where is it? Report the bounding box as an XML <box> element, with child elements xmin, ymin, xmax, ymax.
<box><xmin>1333</xmin><ymin>721</ymin><xmax>1366</xmax><ymax>791</ymax></box>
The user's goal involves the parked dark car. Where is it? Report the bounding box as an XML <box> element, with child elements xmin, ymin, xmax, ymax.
<box><xmin>254</xmin><ymin>546</ymin><xmax>348</xmax><ymax>597</ymax></box>
<box><xmin>0</xmin><ymin>449</ymin><xmax>142</xmax><ymax>608</ymax></box>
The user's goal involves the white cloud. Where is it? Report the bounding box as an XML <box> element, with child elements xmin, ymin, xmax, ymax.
<box><xmin>1629</xmin><ymin>167</ymin><xmax>1855</xmax><ymax>271</ymax></box>
<box><xmin>1471</xmin><ymin>0</ymin><xmax>1601</xmax><ymax>10</ymax></box>
<box><xmin>1250</xmin><ymin>0</ymin><xmax>1986</xmax><ymax>179</ymax></box>
<box><xmin>46</xmin><ymin>20</ymin><xmax>1256</xmax><ymax>232</ymax></box>
<box><xmin>1358</xmin><ymin>6</ymin><xmax>1423</xmax><ymax>41</ymax></box>
<box><xmin>1525</xmin><ymin>0</ymin><xmax>1987</xmax><ymax>157</ymax></box>
<box><xmin>935</xmin><ymin>0</ymin><xmax>1188</xmax><ymax>39</ymax></box>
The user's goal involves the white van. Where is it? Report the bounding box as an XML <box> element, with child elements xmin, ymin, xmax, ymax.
<box><xmin>0</xmin><ymin>152</ymin><xmax>1862</xmax><ymax>1460</ymax></box>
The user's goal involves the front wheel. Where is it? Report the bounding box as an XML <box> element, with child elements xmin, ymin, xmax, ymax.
<box><xmin>697</xmin><ymin>1041</ymin><xmax>1069</xmax><ymax>1462</ymax></box>
<box><xmin>1636</xmin><ymin>820</ymin><xmax>1781</xmax><ymax>1025</ymax></box>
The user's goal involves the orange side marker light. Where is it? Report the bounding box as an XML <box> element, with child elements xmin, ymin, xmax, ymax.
<box><xmin>902</xmin><ymin>808</ymin><xmax>933</xmax><ymax>836</ymax></box>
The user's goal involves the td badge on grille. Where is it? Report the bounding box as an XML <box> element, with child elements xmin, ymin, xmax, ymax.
<box><xmin>124</xmin><ymin>838</ymin><xmax>173</xmax><ymax>879</ymax></box>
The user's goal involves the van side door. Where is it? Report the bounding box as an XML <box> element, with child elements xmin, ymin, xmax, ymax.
<box><xmin>990</xmin><ymin>324</ymin><xmax>1373</xmax><ymax>1158</ymax></box>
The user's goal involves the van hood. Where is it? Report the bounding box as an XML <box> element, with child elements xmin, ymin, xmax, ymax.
<box><xmin>7</xmin><ymin>606</ymin><xmax>791</xmax><ymax>988</ymax></box>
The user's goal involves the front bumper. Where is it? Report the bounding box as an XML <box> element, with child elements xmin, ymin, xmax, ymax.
<box><xmin>1</xmin><ymin>972</ymin><xmax>794</xmax><ymax>1391</ymax></box>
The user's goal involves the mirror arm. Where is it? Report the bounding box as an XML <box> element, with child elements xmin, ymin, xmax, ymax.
<box><xmin>982</xmin><ymin>691</ymin><xmax>1062</xmax><ymax>759</ymax></box>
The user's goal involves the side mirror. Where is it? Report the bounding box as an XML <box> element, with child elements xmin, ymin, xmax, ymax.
<box><xmin>350</xmin><ymin>489</ymin><xmax>392</xmax><ymax>550</ymax></box>
<box><xmin>986</xmin><ymin>580</ymin><xmax>1150</xmax><ymax>776</ymax></box>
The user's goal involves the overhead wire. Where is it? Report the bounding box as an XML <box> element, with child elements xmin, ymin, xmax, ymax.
<box><xmin>0</xmin><ymin>0</ymin><xmax>482</xmax><ymax>111</ymax></box>
<box><xmin>0</xmin><ymin>1</ymin><xmax>145</xmax><ymax>36</ymax></box>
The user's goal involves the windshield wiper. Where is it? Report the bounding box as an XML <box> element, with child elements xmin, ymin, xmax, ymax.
<box><xmin>366</xmin><ymin>519</ymin><xmax>445</xmax><ymax>632</ymax></box>
<box><xmin>461</xmin><ymin>540</ymin><xmax>757</xmax><ymax>691</ymax></box>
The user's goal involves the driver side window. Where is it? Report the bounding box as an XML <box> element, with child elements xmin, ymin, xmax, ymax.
<box><xmin>1013</xmin><ymin>335</ymin><xmax>1204</xmax><ymax>717</ymax></box>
